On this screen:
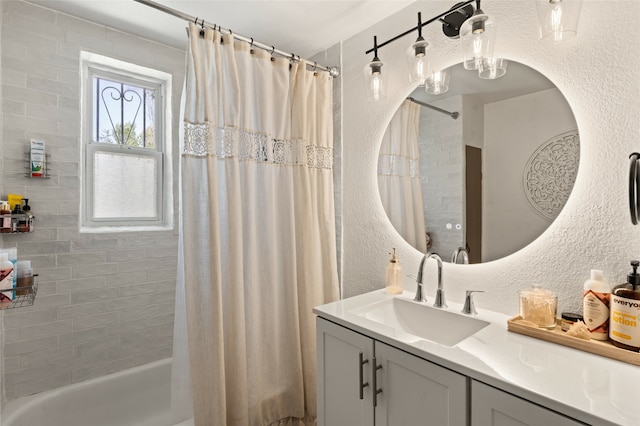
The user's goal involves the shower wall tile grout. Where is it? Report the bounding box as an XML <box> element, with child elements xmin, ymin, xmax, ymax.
<box><xmin>0</xmin><ymin>0</ymin><xmax>183</xmax><ymax>401</ymax></box>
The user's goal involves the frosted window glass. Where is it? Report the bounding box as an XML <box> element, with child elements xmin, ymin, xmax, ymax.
<box><xmin>93</xmin><ymin>151</ymin><xmax>158</xmax><ymax>219</ymax></box>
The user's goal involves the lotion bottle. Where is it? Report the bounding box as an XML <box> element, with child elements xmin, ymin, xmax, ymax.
<box><xmin>385</xmin><ymin>248</ymin><xmax>403</xmax><ymax>294</ymax></box>
<box><xmin>583</xmin><ymin>269</ymin><xmax>610</xmax><ymax>340</ymax></box>
<box><xmin>609</xmin><ymin>260</ymin><xmax>640</xmax><ymax>351</ymax></box>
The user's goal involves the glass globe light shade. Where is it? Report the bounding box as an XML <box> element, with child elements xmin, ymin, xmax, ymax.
<box><xmin>406</xmin><ymin>39</ymin><xmax>430</xmax><ymax>85</ymax></box>
<box><xmin>363</xmin><ymin>59</ymin><xmax>386</xmax><ymax>101</ymax></box>
<box><xmin>478</xmin><ymin>58</ymin><xmax>508</xmax><ymax>79</ymax></box>
<box><xmin>536</xmin><ymin>0</ymin><xmax>583</xmax><ymax>43</ymax></box>
<box><xmin>460</xmin><ymin>11</ymin><xmax>497</xmax><ymax>71</ymax></box>
<box><xmin>425</xmin><ymin>69</ymin><xmax>450</xmax><ymax>95</ymax></box>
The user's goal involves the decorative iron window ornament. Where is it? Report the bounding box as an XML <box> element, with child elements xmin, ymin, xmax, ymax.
<box><xmin>95</xmin><ymin>77</ymin><xmax>156</xmax><ymax>149</ymax></box>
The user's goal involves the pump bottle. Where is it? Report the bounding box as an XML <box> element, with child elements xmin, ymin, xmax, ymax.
<box><xmin>609</xmin><ymin>261</ymin><xmax>640</xmax><ymax>351</ymax></box>
<box><xmin>385</xmin><ymin>248</ymin><xmax>403</xmax><ymax>294</ymax></box>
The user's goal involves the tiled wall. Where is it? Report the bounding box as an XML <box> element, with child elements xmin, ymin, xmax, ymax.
<box><xmin>419</xmin><ymin>96</ymin><xmax>464</xmax><ymax>258</ymax></box>
<box><xmin>1</xmin><ymin>1</ymin><xmax>184</xmax><ymax>400</ymax></box>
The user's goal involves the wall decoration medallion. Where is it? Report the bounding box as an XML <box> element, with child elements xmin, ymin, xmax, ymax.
<box><xmin>522</xmin><ymin>130</ymin><xmax>580</xmax><ymax>221</ymax></box>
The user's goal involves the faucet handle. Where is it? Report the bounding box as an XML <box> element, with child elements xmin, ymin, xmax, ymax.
<box><xmin>461</xmin><ymin>290</ymin><xmax>484</xmax><ymax>315</ymax></box>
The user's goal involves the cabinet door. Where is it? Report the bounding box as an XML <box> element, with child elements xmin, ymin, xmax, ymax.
<box><xmin>471</xmin><ymin>381</ymin><xmax>583</xmax><ymax>426</ymax></box>
<box><xmin>374</xmin><ymin>341</ymin><xmax>468</xmax><ymax>426</ymax></box>
<box><xmin>317</xmin><ymin>318</ymin><xmax>375</xmax><ymax>426</ymax></box>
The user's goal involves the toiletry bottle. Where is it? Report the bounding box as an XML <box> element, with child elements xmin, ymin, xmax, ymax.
<box><xmin>16</xmin><ymin>260</ymin><xmax>33</xmax><ymax>296</ymax></box>
<box><xmin>0</xmin><ymin>252</ymin><xmax>14</xmax><ymax>305</ymax></box>
<box><xmin>583</xmin><ymin>269</ymin><xmax>610</xmax><ymax>340</ymax></box>
<box><xmin>385</xmin><ymin>248</ymin><xmax>403</xmax><ymax>294</ymax></box>
<box><xmin>609</xmin><ymin>261</ymin><xmax>640</xmax><ymax>351</ymax></box>
<box><xmin>0</xmin><ymin>248</ymin><xmax>18</xmax><ymax>298</ymax></box>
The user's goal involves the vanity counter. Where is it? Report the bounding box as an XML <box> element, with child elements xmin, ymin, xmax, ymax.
<box><xmin>314</xmin><ymin>290</ymin><xmax>639</xmax><ymax>426</ymax></box>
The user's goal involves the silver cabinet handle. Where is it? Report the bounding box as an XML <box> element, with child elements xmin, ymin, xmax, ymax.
<box><xmin>372</xmin><ymin>356</ymin><xmax>383</xmax><ymax>407</ymax></box>
<box><xmin>358</xmin><ymin>352</ymin><xmax>369</xmax><ymax>400</ymax></box>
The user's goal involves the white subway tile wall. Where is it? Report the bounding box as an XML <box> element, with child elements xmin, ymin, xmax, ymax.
<box><xmin>419</xmin><ymin>96</ymin><xmax>464</xmax><ymax>257</ymax></box>
<box><xmin>0</xmin><ymin>0</ymin><xmax>184</xmax><ymax>400</ymax></box>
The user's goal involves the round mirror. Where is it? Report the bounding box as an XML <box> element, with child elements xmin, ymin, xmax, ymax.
<box><xmin>377</xmin><ymin>61</ymin><xmax>579</xmax><ymax>264</ymax></box>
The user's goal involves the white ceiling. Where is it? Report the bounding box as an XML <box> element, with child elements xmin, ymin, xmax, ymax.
<box><xmin>25</xmin><ymin>0</ymin><xmax>414</xmax><ymax>59</ymax></box>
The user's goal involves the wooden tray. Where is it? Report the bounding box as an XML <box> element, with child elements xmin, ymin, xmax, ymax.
<box><xmin>507</xmin><ymin>316</ymin><xmax>640</xmax><ymax>367</ymax></box>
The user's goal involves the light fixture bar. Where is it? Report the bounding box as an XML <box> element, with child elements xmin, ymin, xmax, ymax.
<box><xmin>407</xmin><ymin>97</ymin><xmax>459</xmax><ymax>120</ymax></box>
<box><xmin>365</xmin><ymin>0</ymin><xmax>475</xmax><ymax>55</ymax></box>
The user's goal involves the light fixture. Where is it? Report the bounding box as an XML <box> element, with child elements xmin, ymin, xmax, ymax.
<box><xmin>425</xmin><ymin>69</ymin><xmax>450</xmax><ymax>95</ymax></box>
<box><xmin>364</xmin><ymin>1</ymin><xmax>521</xmax><ymax>101</ymax></box>
<box><xmin>536</xmin><ymin>0</ymin><xmax>583</xmax><ymax>43</ymax></box>
<box><xmin>407</xmin><ymin>13</ymin><xmax>430</xmax><ymax>85</ymax></box>
<box><xmin>364</xmin><ymin>36</ymin><xmax>386</xmax><ymax>101</ymax></box>
<box><xmin>459</xmin><ymin>0</ymin><xmax>497</xmax><ymax>71</ymax></box>
<box><xmin>478</xmin><ymin>57</ymin><xmax>507</xmax><ymax>79</ymax></box>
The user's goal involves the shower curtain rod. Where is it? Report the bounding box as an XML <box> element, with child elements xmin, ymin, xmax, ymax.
<box><xmin>407</xmin><ymin>97</ymin><xmax>459</xmax><ymax>120</ymax></box>
<box><xmin>133</xmin><ymin>0</ymin><xmax>340</xmax><ymax>77</ymax></box>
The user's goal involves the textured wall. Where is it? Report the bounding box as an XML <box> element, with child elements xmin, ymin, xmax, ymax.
<box><xmin>0</xmin><ymin>1</ymin><xmax>183</xmax><ymax>400</ymax></box>
<box><xmin>342</xmin><ymin>0</ymin><xmax>640</xmax><ymax>316</ymax></box>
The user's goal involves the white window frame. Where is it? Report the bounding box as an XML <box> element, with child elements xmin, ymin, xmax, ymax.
<box><xmin>80</xmin><ymin>52</ymin><xmax>173</xmax><ymax>233</ymax></box>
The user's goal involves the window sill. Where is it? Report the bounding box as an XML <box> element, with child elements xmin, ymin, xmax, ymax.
<box><xmin>80</xmin><ymin>223</ymin><xmax>173</xmax><ymax>234</ymax></box>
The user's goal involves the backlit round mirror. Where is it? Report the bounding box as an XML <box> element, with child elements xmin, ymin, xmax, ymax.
<box><xmin>378</xmin><ymin>61</ymin><xmax>579</xmax><ymax>264</ymax></box>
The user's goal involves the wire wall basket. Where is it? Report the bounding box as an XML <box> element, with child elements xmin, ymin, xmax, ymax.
<box><xmin>0</xmin><ymin>277</ymin><xmax>38</xmax><ymax>310</ymax></box>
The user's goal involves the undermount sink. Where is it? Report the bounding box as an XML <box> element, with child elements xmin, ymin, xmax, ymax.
<box><xmin>350</xmin><ymin>297</ymin><xmax>489</xmax><ymax>347</ymax></box>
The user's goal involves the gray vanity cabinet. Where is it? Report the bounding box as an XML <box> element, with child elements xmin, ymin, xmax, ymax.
<box><xmin>317</xmin><ymin>318</ymin><xmax>467</xmax><ymax>426</ymax></box>
<box><xmin>471</xmin><ymin>381</ymin><xmax>584</xmax><ymax>426</ymax></box>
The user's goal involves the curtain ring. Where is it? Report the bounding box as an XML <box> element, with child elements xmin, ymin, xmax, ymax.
<box><xmin>270</xmin><ymin>46</ymin><xmax>276</xmax><ymax>61</ymax></box>
<box><xmin>200</xmin><ymin>18</ymin><xmax>205</xmax><ymax>29</ymax></box>
<box><xmin>249</xmin><ymin>37</ymin><xmax>254</xmax><ymax>54</ymax></box>
<box><xmin>313</xmin><ymin>62</ymin><xmax>318</xmax><ymax>76</ymax></box>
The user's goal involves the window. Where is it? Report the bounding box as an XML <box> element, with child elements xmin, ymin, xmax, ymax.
<box><xmin>80</xmin><ymin>52</ymin><xmax>173</xmax><ymax>232</ymax></box>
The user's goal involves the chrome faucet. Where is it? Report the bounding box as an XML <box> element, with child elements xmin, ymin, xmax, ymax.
<box><xmin>429</xmin><ymin>253</ymin><xmax>446</xmax><ymax>308</ymax></box>
<box><xmin>451</xmin><ymin>247</ymin><xmax>469</xmax><ymax>264</ymax></box>
<box><xmin>413</xmin><ymin>252</ymin><xmax>445</xmax><ymax>308</ymax></box>
<box><xmin>413</xmin><ymin>254</ymin><xmax>428</xmax><ymax>302</ymax></box>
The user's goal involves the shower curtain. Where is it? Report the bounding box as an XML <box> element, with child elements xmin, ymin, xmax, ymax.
<box><xmin>172</xmin><ymin>22</ymin><xmax>340</xmax><ymax>426</ymax></box>
<box><xmin>378</xmin><ymin>99</ymin><xmax>427</xmax><ymax>252</ymax></box>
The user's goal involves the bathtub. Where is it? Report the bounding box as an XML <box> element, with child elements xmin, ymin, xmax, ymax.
<box><xmin>2</xmin><ymin>358</ymin><xmax>194</xmax><ymax>426</ymax></box>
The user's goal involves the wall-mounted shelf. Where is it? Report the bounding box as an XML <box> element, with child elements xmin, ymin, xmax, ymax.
<box><xmin>0</xmin><ymin>214</ymin><xmax>34</xmax><ymax>233</ymax></box>
<box><xmin>0</xmin><ymin>278</ymin><xmax>38</xmax><ymax>310</ymax></box>
<box><xmin>24</xmin><ymin>152</ymin><xmax>51</xmax><ymax>179</ymax></box>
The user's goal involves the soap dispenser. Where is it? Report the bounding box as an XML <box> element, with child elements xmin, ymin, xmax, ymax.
<box><xmin>610</xmin><ymin>260</ymin><xmax>640</xmax><ymax>351</ymax></box>
<box><xmin>385</xmin><ymin>248</ymin><xmax>403</xmax><ymax>294</ymax></box>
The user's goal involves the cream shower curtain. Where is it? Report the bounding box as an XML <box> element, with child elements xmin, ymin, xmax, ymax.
<box><xmin>173</xmin><ymin>22</ymin><xmax>339</xmax><ymax>426</ymax></box>
<box><xmin>378</xmin><ymin>100</ymin><xmax>427</xmax><ymax>252</ymax></box>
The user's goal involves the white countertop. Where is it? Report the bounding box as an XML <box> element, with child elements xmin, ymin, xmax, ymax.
<box><xmin>313</xmin><ymin>289</ymin><xmax>640</xmax><ymax>426</ymax></box>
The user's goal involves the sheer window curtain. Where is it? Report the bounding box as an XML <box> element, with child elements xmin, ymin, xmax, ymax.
<box><xmin>378</xmin><ymin>100</ymin><xmax>427</xmax><ymax>252</ymax></box>
<box><xmin>171</xmin><ymin>23</ymin><xmax>340</xmax><ymax>426</ymax></box>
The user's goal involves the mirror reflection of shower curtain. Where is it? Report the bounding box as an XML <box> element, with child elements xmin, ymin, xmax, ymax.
<box><xmin>378</xmin><ymin>100</ymin><xmax>427</xmax><ymax>252</ymax></box>
<box><xmin>172</xmin><ymin>22</ymin><xmax>340</xmax><ymax>426</ymax></box>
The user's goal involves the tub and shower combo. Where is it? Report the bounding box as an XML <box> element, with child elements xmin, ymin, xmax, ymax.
<box><xmin>2</xmin><ymin>358</ymin><xmax>193</xmax><ymax>426</ymax></box>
